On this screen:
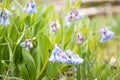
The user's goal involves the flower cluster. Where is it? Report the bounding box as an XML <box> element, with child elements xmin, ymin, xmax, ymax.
<box><xmin>20</xmin><ymin>39</ymin><xmax>33</xmax><ymax>50</ymax></box>
<box><xmin>49</xmin><ymin>44</ymin><xmax>84</xmax><ymax>65</ymax></box>
<box><xmin>100</xmin><ymin>27</ymin><xmax>114</xmax><ymax>43</ymax></box>
<box><xmin>65</xmin><ymin>9</ymin><xmax>84</xmax><ymax>26</ymax></box>
<box><xmin>50</xmin><ymin>20</ymin><xmax>60</xmax><ymax>32</ymax></box>
<box><xmin>24</xmin><ymin>1</ymin><xmax>36</xmax><ymax>14</ymax></box>
<box><xmin>0</xmin><ymin>9</ymin><xmax>11</xmax><ymax>25</ymax></box>
<box><xmin>77</xmin><ymin>32</ymin><xmax>84</xmax><ymax>45</ymax></box>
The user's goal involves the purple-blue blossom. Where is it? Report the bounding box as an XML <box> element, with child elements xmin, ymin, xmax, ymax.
<box><xmin>65</xmin><ymin>9</ymin><xmax>84</xmax><ymax>27</ymax></box>
<box><xmin>20</xmin><ymin>39</ymin><xmax>33</xmax><ymax>50</ymax></box>
<box><xmin>77</xmin><ymin>32</ymin><xmax>84</xmax><ymax>45</ymax></box>
<box><xmin>50</xmin><ymin>20</ymin><xmax>60</xmax><ymax>32</ymax></box>
<box><xmin>100</xmin><ymin>27</ymin><xmax>115</xmax><ymax>43</ymax></box>
<box><xmin>49</xmin><ymin>44</ymin><xmax>84</xmax><ymax>65</ymax></box>
<box><xmin>24</xmin><ymin>1</ymin><xmax>36</xmax><ymax>14</ymax></box>
<box><xmin>49</xmin><ymin>44</ymin><xmax>62</xmax><ymax>62</ymax></box>
<box><xmin>0</xmin><ymin>9</ymin><xmax>11</xmax><ymax>25</ymax></box>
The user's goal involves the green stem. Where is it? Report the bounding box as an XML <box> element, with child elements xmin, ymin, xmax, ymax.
<box><xmin>77</xmin><ymin>65</ymin><xmax>80</xmax><ymax>80</ymax></box>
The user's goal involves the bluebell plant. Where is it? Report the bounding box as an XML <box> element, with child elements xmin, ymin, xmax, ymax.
<box><xmin>0</xmin><ymin>9</ymin><xmax>11</xmax><ymax>25</ymax></box>
<box><xmin>100</xmin><ymin>27</ymin><xmax>115</xmax><ymax>43</ymax></box>
<box><xmin>49</xmin><ymin>44</ymin><xmax>63</xmax><ymax>62</ymax></box>
<box><xmin>65</xmin><ymin>9</ymin><xmax>84</xmax><ymax>26</ymax></box>
<box><xmin>77</xmin><ymin>32</ymin><xmax>84</xmax><ymax>45</ymax></box>
<box><xmin>50</xmin><ymin>20</ymin><xmax>60</xmax><ymax>32</ymax></box>
<box><xmin>24</xmin><ymin>1</ymin><xmax>36</xmax><ymax>14</ymax></box>
<box><xmin>20</xmin><ymin>39</ymin><xmax>33</xmax><ymax>50</ymax></box>
<box><xmin>49</xmin><ymin>44</ymin><xmax>84</xmax><ymax>65</ymax></box>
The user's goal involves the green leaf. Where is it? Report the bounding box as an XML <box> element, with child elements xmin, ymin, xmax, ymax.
<box><xmin>22</xmin><ymin>49</ymin><xmax>37</xmax><ymax>80</ymax></box>
<box><xmin>62</xmin><ymin>21</ymin><xmax>75</xmax><ymax>47</ymax></box>
<box><xmin>4</xmin><ymin>0</ymin><xmax>10</xmax><ymax>9</ymax></box>
<box><xmin>66</xmin><ymin>0</ymin><xmax>72</xmax><ymax>12</ymax></box>
<box><xmin>36</xmin><ymin>34</ymin><xmax>52</xmax><ymax>79</ymax></box>
<box><xmin>18</xmin><ymin>62</ymin><xmax>30</xmax><ymax>80</ymax></box>
<box><xmin>74</xmin><ymin>0</ymin><xmax>82</xmax><ymax>8</ymax></box>
<box><xmin>65</xmin><ymin>33</ymin><xmax>76</xmax><ymax>50</ymax></box>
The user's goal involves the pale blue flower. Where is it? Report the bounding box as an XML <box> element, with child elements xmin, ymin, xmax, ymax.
<box><xmin>49</xmin><ymin>44</ymin><xmax>84</xmax><ymax>65</ymax></box>
<box><xmin>65</xmin><ymin>50</ymin><xmax>84</xmax><ymax>64</ymax></box>
<box><xmin>65</xmin><ymin>50</ymin><xmax>73</xmax><ymax>56</ymax></box>
<box><xmin>50</xmin><ymin>20</ymin><xmax>60</xmax><ymax>32</ymax></box>
<box><xmin>70</xmin><ymin>9</ymin><xmax>84</xmax><ymax>21</ymax></box>
<box><xmin>20</xmin><ymin>39</ymin><xmax>33</xmax><ymax>50</ymax></box>
<box><xmin>24</xmin><ymin>1</ymin><xmax>36</xmax><ymax>14</ymax></box>
<box><xmin>0</xmin><ymin>9</ymin><xmax>10</xmax><ymax>25</ymax></box>
<box><xmin>65</xmin><ymin>9</ymin><xmax>84</xmax><ymax>27</ymax></box>
<box><xmin>49</xmin><ymin>54</ymin><xmax>56</xmax><ymax>62</ymax></box>
<box><xmin>49</xmin><ymin>44</ymin><xmax>62</xmax><ymax>62</ymax></box>
<box><xmin>77</xmin><ymin>32</ymin><xmax>84</xmax><ymax>45</ymax></box>
<box><xmin>59</xmin><ymin>52</ymin><xmax>68</xmax><ymax>63</ymax></box>
<box><xmin>72</xmin><ymin>55</ymin><xmax>84</xmax><ymax>65</ymax></box>
<box><xmin>100</xmin><ymin>27</ymin><xmax>115</xmax><ymax>43</ymax></box>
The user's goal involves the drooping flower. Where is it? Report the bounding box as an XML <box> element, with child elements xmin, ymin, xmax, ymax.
<box><xmin>71</xmin><ymin>54</ymin><xmax>84</xmax><ymax>65</ymax></box>
<box><xmin>59</xmin><ymin>51</ymin><xmax>68</xmax><ymax>63</ymax></box>
<box><xmin>49</xmin><ymin>44</ymin><xmax>62</xmax><ymax>62</ymax></box>
<box><xmin>24</xmin><ymin>1</ymin><xmax>36</xmax><ymax>14</ymax></box>
<box><xmin>64</xmin><ymin>50</ymin><xmax>84</xmax><ymax>64</ymax></box>
<box><xmin>20</xmin><ymin>39</ymin><xmax>33</xmax><ymax>50</ymax></box>
<box><xmin>0</xmin><ymin>9</ymin><xmax>11</xmax><ymax>25</ymax></box>
<box><xmin>49</xmin><ymin>53</ymin><xmax>56</xmax><ymax>62</ymax></box>
<box><xmin>50</xmin><ymin>20</ymin><xmax>60</xmax><ymax>32</ymax></box>
<box><xmin>49</xmin><ymin>44</ymin><xmax>84</xmax><ymax>65</ymax></box>
<box><xmin>77</xmin><ymin>32</ymin><xmax>84</xmax><ymax>45</ymax></box>
<box><xmin>100</xmin><ymin>27</ymin><xmax>115</xmax><ymax>43</ymax></box>
<box><xmin>70</xmin><ymin>9</ymin><xmax>84</xmax><ymax>21</ymax></box>
<box><xmin>65</xmin><ymin>9</ymin><xmax>84</xmax><ymax>26</ymax></box>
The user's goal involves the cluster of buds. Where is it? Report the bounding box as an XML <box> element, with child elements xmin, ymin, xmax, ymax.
<box><xmin>77</xmin><ymin>32</ymin><xmax>84</xmax><ymax>45</ymax></box>
<box><xmin>50</xmin><ymin>20</ymin><xmax>60</xmax><ymax>32</ymax></box>
<box><xmin>24</xmin><ymin>1</ymin><xmax>36</xmax><ymax>14</ymax></box>
<box><xmin>100</xmin><ymin>27</ymin><xmax>114</xmax><ymax>43</ymax></box>
<box><xmin>0</xmin><ymin>9</ymin><xmax>11</xmax><ymax>25</ymax></box>
<box><xmin>65</xmin><ymin>9</ymin><xmax>84</xmax><ymax>26</ymax></box>
<box><xmin>20</xmin><ymin>39</ymin><xmax>33</xmax><ymax>50</ymax></box>
<box><xmin>49</xmin><ymin>44</ymin><xmax>84</xmax><ymax>65</ymax></box>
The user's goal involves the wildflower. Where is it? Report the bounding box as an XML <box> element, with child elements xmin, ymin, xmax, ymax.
<box><xmin>49</xmin><ymin>54</ymin><xmax>56</xmax><ymax>62</ymax></box>
<box><xmin>77</xmin><ymin>32</ymin><xmax>84</xmax><ymax>45</ymax></box>
<box><xmin>65</xmin><ymin>50</ymin><xmax>84</xmax><ymax>64</ymax></box>
<box><xmin>70</xmin><ymin>9</ymin><xmax>84</xmax><ymax>21</ymax></box>
<box><xmin>65</xmin><ymin>9</ymin><xmax>84</xmax><ymax>26</ymax></box>
<box><xmin>100</xmin><ymin>27</ymin><xmax>115</xmax><ymax>43</ymax></box>
<box><xmin>49</xmin><ymin>44</ymin><xmax>62</xmax><ymax>63</ymax></box>
<box><xmin>65</xmin><ymin>50</ymin><xmax>73</xmax><ymax>56</ymax></box>
<box><xmin>50</xmin><ymin>20</ymin><xmax>60</xmax><ymax>32</ymax></box>
<box><xmin>24</xmin><ymin>1</ymin><xmax>36</xmax><ymax>14</ymax></box>
<box><xmin>72</xmin><ymin>54</ymin><xmax>84</xmax><ymax>65</ymax></box>
<box><xmin>59</xmin><ymin>52</ymin><xmax>68</xmax><ymax>63</ymax></box>
<box><xmin>49</xmin><ymin>44</ymin><xmax>84</xmax><ymax>65</ymax></box>
<box><xmin>20</xmin><ymin>39</ymin><xmax>33</xmax><ymax>50</ymax></box>
<box><xmin>0</xmin><ymin>9</ymin><xmax>11</xmax><ymax>25</ymax></box>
